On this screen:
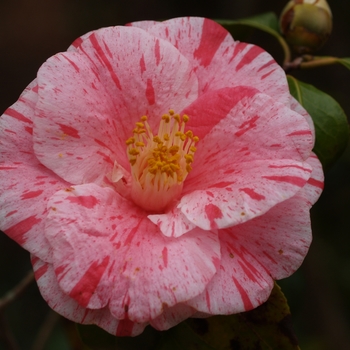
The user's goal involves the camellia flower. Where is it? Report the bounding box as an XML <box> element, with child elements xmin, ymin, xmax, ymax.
<box><xmin>0</xmin><ymin>17</ymin><xmax>323</xmax><ymax>336</ymax></box>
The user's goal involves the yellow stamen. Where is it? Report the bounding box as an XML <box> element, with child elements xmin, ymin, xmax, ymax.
<box><xmin>125</xmin><ymin>109</ymin><xmax>199</xmax><ymax>212</ymax></box>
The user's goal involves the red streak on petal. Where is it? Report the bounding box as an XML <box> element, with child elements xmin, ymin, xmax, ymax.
<box><xmin>193</xmin><ymin>18</ymin><xmax>227</xmax><ymax>67</ymax></box>
<box><xmin>205</xmin><ymin>204</ymin><xmax>223</xmax><ymax>230</ymax></box>
<box><xmin>58</xmin><ymin>123</ymin><xmax>80</xmax><ymax>139</ymax></box>
<box><xmin>257</xmin><ymin>59</ymin><xmax>275</xmax><ymax>72</ymax></box>
<box><xmin>240</xmin><ymin>188</ymin><xmax>265</xmax><ymax>201</ymax></box>
<box><xmin>94</xmin><ymin>138</ymin><xmax>110</xmax><ymax>149</ymax></box>
<box><xmin>232</xmin><ymin>276</ymin><xmax>254</xmax><ymax>310</ymax></box>
<box><xmin>269</xmin><ymin>164</ymin><xmax>311</xmax><ymax>172</ymax></box>
<box><xmin>262</xmin><ymin>175</ymin><xmax>306</xmax><ymax>187</ymax></box>
<box><xmin>6</xmin><ymin>216</ymin><xmax>41</xmax><ymax>244</ymax></box>
<box><xmin>69</xmin><ymin>256</ymin><xmax>110</xmax><ymax>307</ymax></box>
<box><xmin>5</xmin><ymin>210</ymin><xmax>18</xmax><ymax>217</ymax></box>
<box><xmin>238</xmin><ymin>260</ymin><xmax>258</xmax><ymax>283</ymax></box>
<box><xmin>261</xmin><ymin>69</ymin><xmax>276</xmax><ymax>80</ymax></box>
<box><xmin>287</xmin><ymin>130</ymin><xmax>312</xmax><ymax>136</ymax></box>
<box><xmin>140</xmin><ymin>54</ymin><xmax>146</xmax><ymax>74</ymax></box>
<box><xmin>308</xmin><ymin>177</ymin><xmax>324</xmax><ymax>189</ymax></box>
<box><xmin>235</xmin><ymin>45</ymin><xmax>263</xmax><ymax>72</ymax></box>
<box><xmin>235</xmin><ymin>116</ymin><xmax>259</xmax><ymax>137</ymax></box>
<box><xmin>61</xmin><ymin>54</ymin><xmax>80</xmax><ymax>73</ymax></box>
<box><xmin>89</xmin><ymin>33</ymin><xmax>122</xmax><ymax>90</ymax></box>
<box><xmin>229</xmin><ymin>42</ymin><xmax>247</xmax><ymax>63</ymax></box>
<box><xmin>21</xmin><ymin>190</ymin><xmax>44</xmax><ymax>200</ymax></box>
<box><xmin>210</xmin><ymin>182</ymin><xmax>233</xmax><ymax>189</ymax></box>
<box><xmin>263</xmin><ymin>251</ymin><xmax>278</xmax><ymax>264</ymax></box>
<box><xmin>0</xmin><ymin>167</ymin><xmax>16</xmax><ymax>170</ymax></box>
<box><xmin>67</xmin><ymin>195</ymin><xmax>99</xmax><ymax>208</ymax></box>
<box><xmin>71</xmin><ymin>37</ymin><xmax>83</xmax><ymax>49</ymax></box>
<box><xmin>124</xmin><ymin>221</ymin><xmax>141</xmax><ymax>246</ymax></box>
<box><xmin>34</xmin><ymin>264</ymin><xmax>48</xmax><ymax>280</ymax></box>
<box><xmin>116</xmin><ymin>319</ymin><xmax>135</xmax><ymax>336</ymax></box>
<box><xmin>6</xmin><ymin>108</ymin><xmax>32</xmax><ymax>124</ymax></box>
<box><xmin>146</xmin><ymin>79</ymin><xmax>155</xmax><ymax>105</ymax></box>
<box><xmin>154</xmin><ymin>39</ymin><xmax>161</xmax><ymax>66</ymax></box>
<box><xmin>25</xmin><ymin>126</ymin><xmax>33</xmax><ymax>134</ymax></box>
<box><xmin>162</xmin><ymin>247</ymin><xmax>168</xmax><ymax>268</ymax></box>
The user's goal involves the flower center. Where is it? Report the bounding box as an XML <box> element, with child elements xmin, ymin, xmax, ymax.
<box><xmin>126</xmin><ymin>110</ymin><xmax>199</xmax><ymax>212</ymax></box>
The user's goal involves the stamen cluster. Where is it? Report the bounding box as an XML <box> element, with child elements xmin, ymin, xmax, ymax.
<box><xmin>125</xmin><ymin>110</ymin><xmax>199</xmax><ymax>211</ymax></box>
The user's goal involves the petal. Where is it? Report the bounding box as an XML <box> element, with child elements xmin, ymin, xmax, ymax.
<box><xmin>33</xmin><ymin>25</ymin><xmax>198</xmax><ymax>185</ymax></box>
<box><xmin>185</xmin><ymin>154</ymin><xmax>323</xmax><ymax>314</ymax></box>
<box><xmin>127</xmin><ymin>20</ymin><xmax>159</xmax><ymax>31</ymax></box>
<box><xmin>32</xmin><ymin>256</ymin><xmax>147</xmax><ymax>336</ymax></box>
<box><xmin>146</xmin><ymin>17</ymin><xmax>290</xmax><ymax>105</ymax></box>
<box><xmin>182</xmin><ymin>87</ymin><xmax>313</xmax><ymax>162</ymax></box>
<box><xmin>180</xmin><ymin>159</ymin><xmax>312</xmax><ymax>230</ymax></box>
<box><xmin>45</xmin><ymin>184</ymin><xmax>221</xmax><ymax>323</ymax></box>
<box><xmin>150</xmin><ymin>303</ymin><xmax>196</xmax><ymax>331</ymax></box>
<box><xmin>148</xmin><ymin>206</ymin><xmax>196</xmax><ymax>238</ymax></box>
<box><xmin>0</xmin><ymin>81</ymin><xmax>68</xmax><ymax>262</ymax></box>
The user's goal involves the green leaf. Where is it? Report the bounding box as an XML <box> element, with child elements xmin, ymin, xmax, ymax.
<box><xmin>337</xmin><ymin>57</ymin><xmax>350</xmax><ymax>70</ymax></box>
<box><xmin>287</xmin><ymin>76</ymin><xmax>349</xmax><ymax>169</ymax></box>
<box><xmin>216</xmin><ymin>12</ymin><xmax>280</xmax><ymax>34</ymax></box>
<box><xmin>77</xmin><ymin>284</ymin><xmax>299</xmax><ymax>350</ymax></box>
<box><xmin>186</xmin><ymin>283</ymin><xmax>299</xmax><ymax>350</ymax></box>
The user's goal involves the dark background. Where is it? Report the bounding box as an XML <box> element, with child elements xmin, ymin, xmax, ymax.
<box><xmin>0</xmin><ymin>1</ymin><xmax>349</xmax><ymax>349</ymax></box>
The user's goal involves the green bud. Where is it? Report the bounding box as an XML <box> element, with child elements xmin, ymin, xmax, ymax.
<box><xmin>280</xmin><ymin>0</ymin><xmax>333</xmax><ymax>54</ymax></box>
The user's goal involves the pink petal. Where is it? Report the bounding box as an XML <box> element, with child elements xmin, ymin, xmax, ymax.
<box><xmin>185</xmin><ymin>154</ymin><xmax>323</xmax><ymax>314</ymax></box>
<box><xmin>146</xmin><ymin>17</ymin><xmax>290</xmax><ymax>105</ymax></box>
<box><xmin>289</xmin><ymin>95</ymin><xmax>315</xmax><ymax>142</ymax></box>
<box><xmin>45</xmin><ymin>184</ymin><xmax>221</xmax><ymax>323</ymax></box>
<box><xmin>33</xmin><ymin>26</ymin><xmax>198</xmax><ymax>185</ymax></box>
<box><xmin>182</xmin><ymin>87</ymin><xmax>313</xmax><ymax>160</ymax></box>
<box><xmin>32</xmin><ymin>256</ymin><xmax>147</xmax><ymax>336</ymax></box>
<box><xmin>150</xmin><ymin>303</ymin><xmax>196</xmax><ymax>331</ymax></box>
<box><xmin>0</xmin><ymin>81</ymin><xmax>68</xmax><ymax>262</ymax></box>
<box><xmin>148</xmin><ymin>206</ymin><xmax>196</xmax><ymax>238</ymax></box>
<box><xmin>127</xmin><ymin>20</ymin><xmax>159</xmax><ymax>30</ymax></box>
<box><xmin>180</xmin><ymin>158</ymin><xmax>312</xmax><ymax>231</ymax></box>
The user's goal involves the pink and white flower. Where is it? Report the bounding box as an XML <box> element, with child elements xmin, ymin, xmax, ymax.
<box><xmin>0</xmin><ymin>17</ymin><xmax>323</xmax><ymax>336</ymax></box>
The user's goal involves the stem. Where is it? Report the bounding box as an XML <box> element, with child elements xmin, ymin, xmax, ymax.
<box><xmin>299</xmin><ymin>56</ymin><xmax>339</xmax><ymax>69</ymax></box>
<box><xmin>0</xmin><ymin>270</ymin><xmax>35</xmax><ymax>310</ymax></box>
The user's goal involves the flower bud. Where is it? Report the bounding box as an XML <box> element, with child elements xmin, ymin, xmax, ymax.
<box><xmin>280</xmin><ymin>0</ymin><xmax>332</xmax><ymax>54</ymax></box>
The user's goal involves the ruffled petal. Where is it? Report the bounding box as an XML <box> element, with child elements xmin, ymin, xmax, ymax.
<box><xmin>146</xmin><ymin>17</ymin><xmax>290</xmax><ymax>105</ymax></box>
<box><xmin>0</xmin><ymin>81</ymin><xmax>68</xmax><ymax>262</ymax></box>
<box><xmin>33</xmin><ymin>26</ymin><xmax>198</xmax><ymax>185</ymax></box>
<box><xmin>32</xmin><ymin>256</ymin><xmax>147</xmax><ymax>336</ymax></box>
<box><xmin>185</xmin><ymin>154</ymin><xmax>323</xmax><ymax>314</ymax></box>
<box><xmin>150</xmin><ymin>303</ymin><xmax>196</xmax><ymax>331</ymax></box>
<box><xmin>180</xmin><ymin>159</ymin><xmax>312</xmax><ymax>230</ymax></box>
<box><xmin>44</xmin><ymin>184</ymin><xmax>221</xmax><ymax>323</ymax></box>
<box><xmin>182</xmin><ymin>87</ymin><xmax>313</xmax><ymax>164</ymax></box>
<box><xmin>148</xmin><ymin>206</ymin><xmax>196</xmax><ymax>238</ymax></box>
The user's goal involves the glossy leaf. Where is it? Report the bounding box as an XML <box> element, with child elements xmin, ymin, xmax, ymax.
<box><xmin>287</xmin><ymin>76</ymin><xmax>349</xmax><ymax>169</ymax></box>
<box><xmin>337</xmin><ymin>57</ymin><xmax>350</xmax><ymax>70</ymax></box>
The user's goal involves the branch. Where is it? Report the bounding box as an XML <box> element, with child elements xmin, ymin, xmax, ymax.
<box><xmin>0</xmin><ymin>270</ymin><xmax>35</xmax><ymax>310</ymax></box>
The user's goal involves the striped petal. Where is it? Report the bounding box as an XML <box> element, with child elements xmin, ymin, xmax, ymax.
<box><xmin>186</xmin><ymin>154</ymin><xmax>323</xmax><ymax>314</ymax></box>
<box><xmin>0</xmin><ymin>81</ymin><xmax>68</xmax><ymax>262</ymax></box>
<box><xmin>44</xmin><ymin>184</ymin><xmax>220</xmax><ymax>323</ymax></box>
<box><xmin>33</xmin><ymin>26</ymin><xmax>198</xmax><ymax>185</ymax></box>
<box><xmin>144</xmin><ymin>17</ymin><xmax>290</xmax><ymax>105</ymax></box>
<box><xmin>32</xmin><ymin>256</ymin><xmax>147</xmax><ymax>336</ymax></box>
